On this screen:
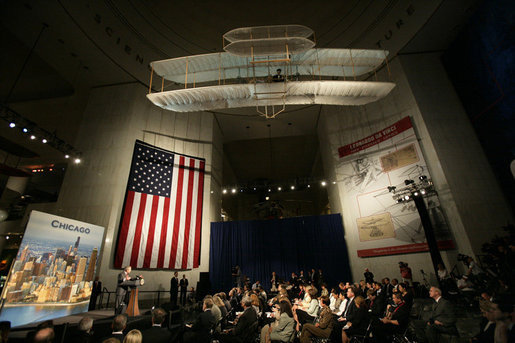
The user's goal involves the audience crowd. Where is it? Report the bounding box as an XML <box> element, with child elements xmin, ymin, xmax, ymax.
<box><xmin>2</xmin><ymin>231</ymin><xmax>514</xmax><ymax>343</ymax></box>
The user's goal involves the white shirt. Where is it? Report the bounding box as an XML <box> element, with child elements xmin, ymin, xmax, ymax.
<box><xmin>336</xmin><ymin>298</ymin><xmax>348</xmax><ymax>316</ymax></box>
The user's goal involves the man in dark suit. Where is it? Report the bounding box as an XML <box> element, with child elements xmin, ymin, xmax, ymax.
<box><xmin>219</xmin><ymin>296</ymin><xmax>258</xmax><ymax>343</ymax></box>
<box><xmin>142</xmin><ymin>307</ymin><xmax>171</xmax><ymax>343</ymax></box>
<box><xmin>330</xmin><ymin>286</ymin><xmax>358</xmax><ymax>341</ymax></box>
<box><xmin>183</xmin><ymin>298</ymin><xmax>216</xmax><ymax>343</ymax></box>
<box><xmin>170</xmin><ymin>271</ymin><xmax>179</xmax><ymax>308</ymax></box>
<box><xmin>180</xmin><ymin>274</ymin><xmax>189</xmax><ymax>306</ymax></box>
<box><xmin>88</xmin><ymin>276</ymin><xmax>102</xmax><ymax>311</ymax></box>
<box><xmin>424</xmin><ymin>286</ymin><xmax>457</xmax><ymax>343</ymax></box>
<box><xmin>102</xmin><ymin>314</ymin><xmax>127</xmax><ymax>342</ymax></box>
<box><xmin>115</xmin><ymin>266</ymin><xmax>141</xmax><ymax>314</ymax></box>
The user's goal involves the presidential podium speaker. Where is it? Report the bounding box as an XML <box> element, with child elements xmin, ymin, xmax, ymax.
<box><xmin>126</xmin><ymin>277</ymin><xmax>144</xmax><ymax>316</ymax></box>
<box><xmin>115</xmin><ymin>271</ymin><xmax>145</xmax><ymax>316</ymax></box>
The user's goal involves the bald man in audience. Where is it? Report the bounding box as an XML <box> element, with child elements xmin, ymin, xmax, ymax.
<box><xmin>34</xmin><ymin>327</ymin><xmax>55</xmax><ymax>343</ymax></box>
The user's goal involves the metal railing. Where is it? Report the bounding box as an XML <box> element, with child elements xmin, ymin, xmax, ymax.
<box><xmin>96</xmin><ymin>288</ymin><xmax>193</xmax><ymax>309</ymax></box>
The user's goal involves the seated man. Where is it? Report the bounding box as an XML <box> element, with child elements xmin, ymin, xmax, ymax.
<box><xmin>219</xmin><ymin>296</ymin><xmax>258</xmax><ymax>343</ymax></box>
<box><xmin>299</xmin><ymin>296</ymin><xmax>333</xmax><ymax>343</ymax></box>
<box><xmin>142</xmin><ymin>307</ymin><xmax>171</xmax><ymax>343</ymax></box>
<box><xmin>425</xmin><ymin>286</ymin><xmax>457</xmax><ymax>343</ymax></box>
<box><xmin>183</xmin><ymin>298</ymin><xmax>216</xmax><ymax>343</ymax></box>
<box><xmin>71</xmin><ymin>316</ymin><xmax>94</xmax><ymax>343</ymax></box>
<box><xmin>102</xmin><ymin>314</ymin><xmax>127</xmax><ymax>342</ymax></box>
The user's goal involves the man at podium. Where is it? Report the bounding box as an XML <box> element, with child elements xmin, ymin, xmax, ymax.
<box><xmin>115</xmin><ymin>266</ymin><xmax>143</xmax><ymax>314</ymax></box>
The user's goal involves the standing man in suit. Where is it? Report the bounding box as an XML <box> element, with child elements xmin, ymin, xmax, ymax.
<box><xmin>88</xmin><ymin>276</ymin><xmax>102</xmax><ymax>311</ymax></box>
<box><xmin>115</xmin><ymin>266</ymin><xmax>141</xmax><ymax>314</ymax></box>
<box><xmin>219</xmin><ymin>296</ymin><xmax>258</xmax><ymax>343</ymax></box>
<box><xmin>180</xmin><ymin>274</ymin><xmax>189</xmax><ymax>306</ymax></box>
<box><xmin>424</xmin><ymin>286</ymin><xmax>457</xmax><ymax>343</ymax></box>
<box><xmin>142</xmin><ymin>307</ymin><xmax>171</xmax><ymax>343</ymax></box>
<box><xmin>170</xmin><ymin>272</ymin><xmax>179</xmax><ymax>308</ymax></box>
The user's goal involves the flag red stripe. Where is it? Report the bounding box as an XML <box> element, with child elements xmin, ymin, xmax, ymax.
<box><xmin>193</xmin><ymin>161</ymin><xmax>205</xmax><ymax>268</ymax></box>
<box><xmin>181</xmin><ymin>159</ymin><xmax>196</xmax><ymax>269</ymax></box>
<box><xmin>169</xmin><ymin>156</ymin><xmax>185</xmax><ymax>268</ymax></box>
<box><xmin>115</xmin><ymin>191</ymin><xmax>135</xmax><ymax>268</ymax></box>
<box><xmin>157</xmin><ymin>197</ymin><xmax>170</xmax><ymax>268</ymax></box>
<box><xmin>130</xmin><ymin>193</ymin><xmax>147</xmax><ymax>268</ymax></box>
<box><xmin>143</xmin><ymin>195</ymin><xmax>159</xmax><ymax>268</ymax></box>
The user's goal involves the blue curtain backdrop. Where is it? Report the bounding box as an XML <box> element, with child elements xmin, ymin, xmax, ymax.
<box><xmin>209</xmin><ymin>213</ymin><xmax>351</xmax><ymax>292</ymax></box>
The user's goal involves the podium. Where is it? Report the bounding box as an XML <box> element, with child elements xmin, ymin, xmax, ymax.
<box><xmin>124</xmin><ymin>278</ymin><xmax>143</xmax><ymax>317</ymax></box>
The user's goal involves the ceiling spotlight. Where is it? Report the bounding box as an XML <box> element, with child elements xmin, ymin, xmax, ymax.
<box><xmin>74</xmin><ymin>158</ymin><xmax>81</xmax><ymax>164</ymax></box>
<box><xmin>9</xmin><ymin>122</ymin><xmax>15</xmax><ymax>128</ymax></box>
<box><xmin>277</xmin><ymin>186</ymin><xmax>282</xmax><ymax>191</ymax></box>
<box><xmin>419</xmin><ymin>175</ymin><xmax>427</xmax><ymax>181</ymax></box>
<box><xmin>290</xmin><ymin>185</ymin><xmax>295</xmax><ymax>190</ymax></box>
<box><xmin>268</xmin><ymin>188</ymin><xmax>271</xmax><ymax>192</ymax></box>
<box><xmin>413</xmin><ymin>191</ymin><xmax>419</xmax><ymax>196</ymax></box>
<box><xmin>307</xmin><ymin>184</ymin><xmax>311</xmax><ymax>188</ymax></box>
<box><xmin>321</xmin><ymin>181</ymin><xmax>327</xmax><ymax>186</ymax></box>
<box><xmin>30</xmin><ymin>135</ymin><xmax>36</xmax><ymax>140</ymax></box>
<box><xmin>210</xmin><ymin>190</ymin><xmax>214</xmax><ymax>194</ymax></box>
<box><xmin>22</xmin><ymin>127</ymin><xmax>28</xmax><ymax>133</ymax></box>
<box><xmin>240</xmin><ymin>189</ymin><xmax>244</xmax><ymax>192</ymax></box>
<box><xmin>332</xmin><ymin>181</ymin><xmax>336</xmax><ymax>184</ymax></box>
<box><xmin>222</xmin><ymin>189</ymin><xmax>227</xmax><ymax>194</ymax></box>
<box><xmin>404</xmin><ymin>195</ymin><xmax>410</xmax><ymax>200</ymax></box>
<box><xmin>42</xmin><ymin>138</ymin><xmax>48</xmax><ymax>144</ymax></box>
<box><xmin>265</xmin><ymin>196</ymin><xmax>270</xmax><ymax>201</ymax></box>
<box><xmin>387</xmin><ymin>186</ymin><xmax>396</xmax><ymax>193</ymax></box>
<box><xmin>231</xmin><ymin>188</ymin><xmax>236</xmax><ymax>194</ymax></box>
<box><xmin>404</xmin><ymin>179</ymin><xmax>414</xmax><ymax>185</ymax></box>
<box><xmin>420</xmin><ymin>189</ymin><xmax>426</xmax><ymax>195</ymax></box>
<box><xmin>5</xmin><ymin>236</ymin><xmax>9</xmax><ymax>240</ymax></box>
<box><xmin>253</xmin><ymin>187</ymin><xmax>256</xmax><ymax>191</ymax></box>
<box><xmin>65</xmin><ymin>154</ymin><xmax>70</xmax><ymax>159</ymax></box>
<box><xmin>397</xmin><ymin>199</ymin><xmax>403</xmax><ymax>203</ymax></box>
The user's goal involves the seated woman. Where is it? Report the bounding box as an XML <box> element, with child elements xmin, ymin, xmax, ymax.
<box><xmin>299</xmin><ymin>296</ymin><xmax>334</xmax><ymax>343</ymax></box>
<box><xmin>266</xmin><ymin>301</ymin><xmax>295</xmax><ymax>343</ymax></box>
<box><xmin>372</xmin><ymin>292</ymin><xmax>410</xmax><ymax>341</ymax></box>
<box><xmin>293</xmin><ymin>287</ymin><xmax>319</xmax><ymax>330</ymax></box>
<box><xmin>341</xmin><ymin>296</ymin><xmax>369</xmax><ymax>343</ymax></box>
<box><xmin>397</xmin><ymin>283</ymin><xmax>413</xmax><ymax>310</ymax></box>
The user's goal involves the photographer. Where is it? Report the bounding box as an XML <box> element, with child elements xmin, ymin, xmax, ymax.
<box><xmin>399</xmin><ymin>262</ymin><xmax>413</xmax><ymax>286</ymax></box>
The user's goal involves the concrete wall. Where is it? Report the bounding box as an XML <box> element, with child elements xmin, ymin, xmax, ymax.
<box><xmin>318</xmin><ymin>55</ymin><xmax>512</xmax><ymax>284</ymax></box>
<box><xmin>26</xmin><ymin>82</ymin><xmax>221</xmax><ymax>302</ymax></box>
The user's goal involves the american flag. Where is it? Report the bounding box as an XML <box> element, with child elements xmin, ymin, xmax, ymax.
<box><xmin>114</xmin><ymin>140</ymin><xmax>205</xmax><ymax>270</ymax></box>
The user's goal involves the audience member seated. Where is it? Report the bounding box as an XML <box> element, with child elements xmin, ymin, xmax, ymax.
<box><xmin>34</xmin><ymin>327</ymin><xmax>55</xmax><ymax>343</ymax></box>
<box><xmin>214</xmin><ymin>295</ymin><xmax>228</xmax><ymax>318</ymax></box>
<box><xmin>372</xmin><ymin>292</ymin><xmax>410</xmax><ymax>341</ymax></box>
<box><xmin>183</xmin><ymin>298</ymin><xmax>216</xmax><ymax>343</ymax></box>
<box><xmin>299</xmin><ymin>296</ymin><xmax>333</xmax><ymax>343</ymax></box>
<box><xmin>141</xmin><ymin>307</ymin><xmax>171</xmax><ymax>343</ymax></box>
<box><xmin>71</xmin><ymin>316</ymin><xmax>94</xmax><ymax>343</ymax></box>
<box><xmin>261</xmin><ymin>300</ymin><xmax>295</xmax><ymax>343</ymax></box>
<box><xmin>332</xmin><ymin>290</ymin><xmax>348</xmax><ymax>317</ymax></box>
<box><xmin>398</xmin><ymin>283</ymin><xmax>414</xmax><ymax>310</ymax></box>
<box><xmin>366</xmin><ymin>289</ymin><xmax>385</xmax><ymax>318</ymax></box>
<box><xmin>413</xmin><ymin>286</ymin><xmax>457</xmax><ymax>343</ymax></box>
<box><xmin>293</xmin><ymin>286</ymin><xmax>319</xmax><ymax>330</ymax></box>
<box><xmin>471</xmin><ymin>299</ymin><xmax>497</xmax><ymax>343</ymax></box>
<box><xmin>186</xmin><ymin>287</ymin><xmax>196</xmax><ymax>305</ymax></box>
<box><xmin>102</xmin><ymin>338</ymin><xmax>120</xmax><ymax>343</ymax></box>
<box><xmin>102</xmin><ymin>314</ymin><xmax>127</xmax><ymax>342</ymax></box>
<box><xmin>0</xmin><ymin>321</ymin><xmax>10</xmax><ymax>343</ymax></box>
<box><xmin>330</xmin><ymin>287</ymin><xmax>357</xmax><ymax>342</ymax></box>
<box><xmin>219</xmin><ymin>295</ymin><xmax>258</xmax><ymax>343</ymax></box>
<box><xmin>123</xmin><ymin>329</ymin><xmax>142</xmax><ymax>343</ymax></box>
<box><xmin>341</xmin><ymin>295</ymin><xmax>369</xmax><ymax>343</ymax></box>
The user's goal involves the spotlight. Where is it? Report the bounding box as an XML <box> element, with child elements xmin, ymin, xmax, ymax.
<box><xmin>265</xmin><ymin>196</ymin><xmax>270</xmax><ymax>201</ymax></box>
<box><xmin>210</xmin><ymin>190</ymin><xmax>214</xmax><ymax>194</ymax></box>
<box><xmin>42</xmin><ymin>138</ymin><xmax>48</xmax><ymax>144</ymax></box>
<box><xmin>421</xmin><ymin>189</ymin><xmax>426</xmax><ymax>195</ymax></box>
<box><xmin>321</xmin><ymin>181</ymin><xmax>327</xmax><ymax>186</ymax></box>
<box><xmin>332</xmin><ymin>181</ymin><xmax>336</xmax><ymax>184</ymax></box>
<box><xmin>290</xmin><ymin>185</ymin><xmax>295</xmax><ymax>190</ymax></box>
<box><xmin>404</xmin><ymin>179</ymin><xmax>414</xmax><ymax>185</ymax></box>
<box><xmin>74</xmin><ymin>158</ymin><xmax>81</xmax><ymax>164</ymax></box>
<box><xmin>404</xmin><ymin>195</ymin><xmax>410</xmax><ymax>200</ymax></box>
<box><xmin>397</xmin><ymin>199</ymin><xmax>403</xmax><ymax>203</ymax></box>
<box><xmin>22</xmin><ymin>127</ymin><xmax>28</xmax><ymax>133</ymax></box>
<box><xmin>240</xmin><ymin>189</ymin><xmax>244</xmax><ymax>193</ymax></box>
<box><xmin>253</xmin><ymin>187</ymin><xmax>256</xmax><ymax>191</ymax></box>
<box><xmin>419</xmin><ymin>175</ymin><xmax>427</xmax><ymax>181</ymax></box>
<box><xmin>65</xmin><ymin>154</ymin><xmax>70</xmax><ymax>159</ymax></box>
<box><xmin>231</xmin><ymin>188</ymin><xmax>236</xmax><ymax>194</ymax></box>
<box><xmin>387</xmin><ymin>186</ymin><xmax>396</xmax><ymax>193</ymax></box>
<box><xmin>307</xmin><ymin>184</ymin><xmax>311</xmax><ymax>188</ymax></box>
<box><xmin>30</xmin><ymin>135</ymin><xmax>36</xmax><ymax>140</ymax></box>
<box><xmin>268</xmin><ymin>188</ymin><xmax>271</xmax><ymax>192</ymax></box>
<box><xmin>413</xmin><ymin>191</ymin><xmax>419</xmax><ymax>196</ymax></box>
<box><xmin>32</xmin><ymin>169</ymin><xmax>37</xmax><ymax>173</ymax></box>
<box><xmin>277</xmin><ymin>186</ymin><xmax>282</xmax><ymax>191</ymax></box>
<box><xmin>222</xmin><ymin>189</ymin><xmax>227</xmax><ymax>194</ymax></box>
<box><xmin>9</xmin><ymin>122</ymin><xmax>15</xmax><ymax>128</ymax></box>
<box><xmin>5</xmin><ymin>236</ymin><xmax>9</xmax><ymax>240</ymax></box>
